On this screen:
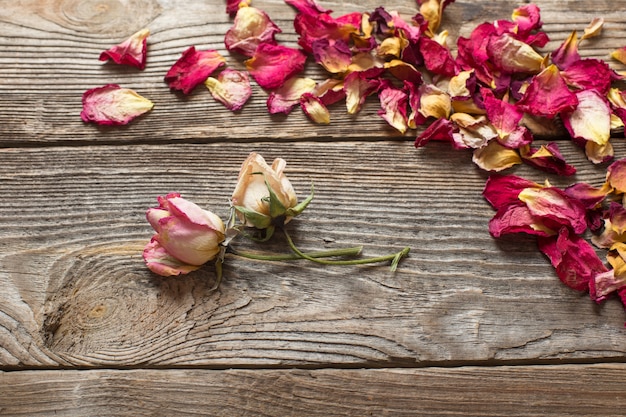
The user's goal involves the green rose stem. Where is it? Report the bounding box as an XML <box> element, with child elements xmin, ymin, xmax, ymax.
<box><xmin>228</xmin><ymin>245</ymin><xmax>363</xmax><ymax>261</ymax></box>
<box><xmin>281</xmin><ymin>228</ymin><xmax>410</xmax><ymax>272</ymax></box>
<box><xmin>209</xmin><ymin>245</ymin><xmax>364</xmax><ymax>291</ymax></box>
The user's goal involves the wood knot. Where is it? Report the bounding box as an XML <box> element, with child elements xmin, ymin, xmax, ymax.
<box><xmin>34</xmin><ymin>0</ymin><xmax>162</xmax><ymax>36</ymax></box>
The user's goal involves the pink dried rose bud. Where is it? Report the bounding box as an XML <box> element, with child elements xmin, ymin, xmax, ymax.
<box><xmin>231</xmin><ymin>152</ymin><xmax>299</xmax><ymax>229</ymax></box>
<box><xmin>245</xmin><ymin>43</ymin><xmax>307</xmax><ymax>90</ymax></box>
<box><xmin>144</xmin><ymin>193</ymin><xmax>225</xmax><ymax>276</ymax></box>
<box><xmin>165</xmin><ymin>47</ymin><xmax>226</xmax><ymax>94</ymax></box>
<box><xmin>225</xmin><ymin>6</ymin><xmax>282</xmax><ymax>57</ymax></box>
<box><xmin>99</xmin><ymin>28</ymin><xmax>149</xmax><ymax>70</ymax></box>
<box><xmin>80</xmin><ymin>84</ymin><xmax>154</xmax><ymax>125</ymax></box>
<box><xmin>205</xmin><ymin>69</ymin><xmax>252</xmax><ymax>111</ymax></box>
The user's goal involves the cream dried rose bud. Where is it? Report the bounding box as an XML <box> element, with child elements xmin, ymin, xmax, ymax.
<box><xmin>143</xmin><ymin>193</ymin><xmax>225</xmax><ymax>276</ymax></box>
<box><xmin>231</xmin><ymin>152</ymin><xmax>312</xmax><ymax>234</ymax></box>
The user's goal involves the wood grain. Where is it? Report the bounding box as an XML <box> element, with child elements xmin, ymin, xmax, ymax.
<box><xmin>2</xmin><ymin>140</ymin><xmax>626</xmax><ymax>368</ymax></box>
<box><xmin>2</xmin><ymin>364</ymin><xmax>626</xmax><ymax>416</ymax></box>
<box><xmin>0</xmin><ymin>0</ymin><xmax>624</xmax><ymax>145</ymax></box>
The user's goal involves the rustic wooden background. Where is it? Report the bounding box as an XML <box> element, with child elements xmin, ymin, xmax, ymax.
<box><xmin>2</xmin><ymin>0</ymin><xmax>626</xmax><ymax>415</ymax></box>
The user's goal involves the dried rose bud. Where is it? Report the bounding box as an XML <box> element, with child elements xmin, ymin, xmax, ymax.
<box><xmin>99</xmin><ymin>28</ymin><xmax>149</xmax><ymax>70</ymax></box>
<box><xmin>80</xmin><ymin>84</ymin><xmax>153</xmax><ymax>125</ymax></box>
<box><xmin>144</xmin><ymin>193</ymin><xmax>225</xmax><ymax>276</ymax></box>
<box><xmin>231</xmin><ymin>152</ymin><xmax>311</xmax><ymax>232</ymax></box>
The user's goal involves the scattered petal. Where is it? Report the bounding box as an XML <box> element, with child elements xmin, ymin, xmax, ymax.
<box><xmin>344</xmin><ymin>69</ymin><xmax>383</xmax><ymax>114</ymax></box>
<box><xmin>225</xmin><ymin>6</ymin><xmax>282</xmax><ymax>57</ymax></box>
<box><xmin>516</xmin><ymin>65</ymin><xmax>579</xmax><ymax>118</ymax></box>
<box><xmin>300</xmin><ymin>93</ymin><xmax>331</xmax><ymax>124</ymax></box>
<box><xmin>538</xmin><ymin>227</ymin><xmax>608</xmax><ymax>291</ymax></box>
<box><xmin>518</xmin><ymin>187</ymin><xmax>588</xmax><ymax>234</ymax></box>
<box><xmin>563</xmin><ymin>89</ymin><xmax>611</xmax><ymax>146</ymax></box>
<box><xmin>81</xmin><ymin>84</ymin><xmax>153</xmax><ymax>125</ymax></box>
<box><xmin>245</xmin><ymin>43</ymin><xmax>307</xmax><ymax>90</ymax></box>
<box><xmin>205</xmin><ymin>69</ymin><xmax>252</xmax><ymax>111</ymax></box>
<box><xmin>164</xmin><ymin>47</ymin><xmax>226</xmax><ymax>94</ymax></box>
<box><xmin>487</xmin><ymin>33</ymin><xmax>544</xmax><ymax>74</ymax></box>
<box><xmin>267</xmin><ymin>77</ymin><xmax>317</xmax><ymax>114</ymax></box>
<box><xmin>520</xmin><ymin>143</ymin><xmax>577</xmax><ymax>176</ymax></box>
<box><xmin>99</xmin><ymin>28</ymin><xmax>149</xmax><ymax>70</ymax></box>
<box><xmin>606</xmin><ymin>159</ymin><xmax>626</xmax><ymax>194</ymax></box>
<box><xmin>472</xmin><ymin>140</ymin><xmax>522</xmax><ymax>172</ymax></box>
<box><xmin>611</xmin><ymin>46</ymin><xmax>626</xmax><ymax>65</ymax></box>
<box><xmin>378</xmin><ymin>86</ymin><xmax>409</xmax><ymax>133</ymax></box>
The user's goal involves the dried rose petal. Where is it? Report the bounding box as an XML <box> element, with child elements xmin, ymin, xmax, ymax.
<box><xmin>516</xmin><ymin>65</ymin><xmax>579</xmax><ymax>118</ymax></box>
<box><xmin>312</xmin><ymin>38</ymin><xmax>352</xmax><ymax>73</ymax></box>
<box><xmin>562</xmin><ymin>89</ymin><xmax>611</xmax><ymax>146</ymax></box>
<box><xmin>590</xmin><ymin>270</ymin><xmax>626</xmax><ymax>303</ymax></box>
<box><xmin>592</xmin><ymin>203</ymin><xmax>626</xmax><ymax>249</ymax></box>
<box><xmin>483</xmin><ymin>174</ymin><xmax>542</xmax><ymax>210</ymax></box>
<box><xmin>561</xmin><ymin>59</ymin><xmax>615</xmax><ymax>95</ymax></box>
<box><xmin>417</xmin><ymin>84</ymin><xmax>451</xmax><ymax>121</ymax></box>
<box><xmin>226</xmin><ymin>0</ymin><xmax>250</xmax><ymax>17</ymax></box>
<box><xmin>385</xmin><ymin>60</ymin><xmax>423</xmax><ymax>84</ymax></box>
<box><xmin>518</xmin><ymin>187</ymin><xmax>588</xmax><ymax>234</ymax></box>
<box><xmin>487</xmin><ymin>33</ymin><xmax>544</xmax><ymax>74</ymax></box>
<box><xmin>564</xmin><ymin>182</ymin><xmax>610</xmax><ymax>210</ymax></box>
<box><xmin>456</xmin><ymin>22</ymin><xmax>497</xmax><ymax>85</ymax></box>
<box><xmin>611</xmin><ymin>46</ymin><xmax>626</xmax><ymax>65</ymax></box>
<box><xmin>245</xmin><ymin>43</ymin><xmax>307</xmax><ymax>90</ymax></box>
<box><xmin>312</xmin><ymin>78</ymin><xmax>346</xmax><ymax>106</ymax></box>
<box><xmin>378</xmin><ymin>86</ymin><xmax>409</xmax><ymax>134</ymax></box>
<box><xmin>472</xmin><ymin>140</ymin><xmax>522</xmax><ymax>172</ymax></box>
<box><xmin>99</xmin><ymin>28</ymin><xmax>149</xmax><ymax>70</ymax></box>
<box><xmin>450</xmin><ymin>113</ymin><xmax>497</xmax><ymax>149</ymax></box>
<box><xmin>287</xmin><ymin>0</ymin><xmax>360</xmax><ymax>53</ymax></box>
<box><xmin>519</xmin><ymin>143</ymin><xmax>577</xmax><ymax>176</ymax></box>
<box><xmin>164</xmin><ymin>47</ymin><xmax>226</xmax><ymax>94</ymax></box>
<box><xmin>300</xmin><ymin>93</ymin><xmax>331</xmax><ymax>124</ymax></box>
<box><xmin>481</xmin><ymin>88</ymin><xmax>524</xmax><ymax>140</ymax></box>
<box><xmin>551</xmin><ymin>31</ymin><xmax>579</xmax><ymax>70</ymax></box>
<box><xmin>606</xmin><ymin>158</ymin><xmax>626</xmax><ymax>194</ymax></box>
<box><xmin>581</xmin><ymin>17</ymin><xmax>604</xmax><ymax>41</ymax></box>
<box><xmin>418</xmin><ymin>0</ymin><xmax>455</xmax><ymax>34</ymax></box>
<box><xmin>511</xmin><ymin>4</ymin><xmax>542</xmax><ymax>34</ymax></box>
<box><xmin>81</xmin><ymin>84</ymin><xmax>153</xmax><ymax>125</ymax></box>
<box><xmin>419</xmin><ymin>37</ymin><xmax>458</xmax><ymax>77</ymax></box>
<box><xmin>538</xmin><ymin>227</ymin><xmax>608</xmax><ymax>291</ymax></box>
<box><xmin>414</xmin><ymin>117</ymin><xmax>457</xmax><ymax>148</ymax></box>
<box><xmin>267</xmin><ymin>77</ymin><xmax>316</xmax><ymax>114</ymax></box>
<box><xmin>225</xmin><ymin>6</ymin><xmax>282</xmax><ymax>57</ymax></box>
<box><xmin>343</xmin><ymin>69</ymin><xmax>383</xmax><ymax>114</ymax></box>
<box><xmin>204</xmin><ymin>69</ymin><xmax>252</xmax><ymax>111</ymax></box>
<box><xmin>489</xmin><ymin>202</ymin><xmax>553</xmax><ymax>238</ymax></box>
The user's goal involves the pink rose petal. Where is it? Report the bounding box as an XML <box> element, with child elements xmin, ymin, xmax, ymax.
<box><xmin>99</xmin><ymin>28</ymin><xmax>149</xmax><ymax>70</ymax></box>
<box><xmin>205</xmin><ymin>69</ymin><xmax>252</xmax><ymax>111</ymax></box>
<box><xmin>245</xmin><ymin>43</ymin><xmax>307</xmax><ymax>90</ymax></box>
<box><xmin>164</xmin><ymin>47</ymin><xmax>226</xmax><ymax>94</ymax></box>
<box><xmin>80</xmin><ymin>84</ymin><xmax>153</xmax><ymax>126</ymax></box>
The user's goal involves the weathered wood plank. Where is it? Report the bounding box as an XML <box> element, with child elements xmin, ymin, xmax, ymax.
<box><xmin>0</xmin><ymin>0</ymin><xmax>624</xmax><ymax>145</ymax></box>
<box><xmin>2</xmin><ymin>364</ymin><xmax>626</xmax><ymax>416</ymax></box>
<box><xmin>1</xmin><ymin>140</ymin><xmax>625</xmax><ymax>368</ymax></box>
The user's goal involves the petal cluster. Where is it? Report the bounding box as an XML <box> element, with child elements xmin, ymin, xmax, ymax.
<box><xmin>484</xmin><ymin>158</ymin><xmax>626</xmax><ymax>313</ymax></box>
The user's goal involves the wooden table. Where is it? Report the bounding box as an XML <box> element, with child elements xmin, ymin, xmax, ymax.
<box><xmin>2</xmin><ymin>0</ymin><xmax>626</xmax><ymax>415</ymax></box>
